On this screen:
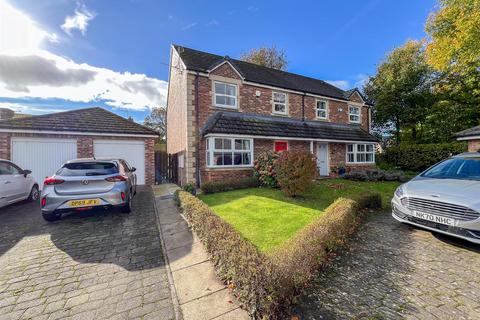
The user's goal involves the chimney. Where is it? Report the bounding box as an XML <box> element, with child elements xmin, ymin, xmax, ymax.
<box><xmin>0</xmin><ymin>108</ymin><xmax>15</xmax><ymax>120</ymax></box>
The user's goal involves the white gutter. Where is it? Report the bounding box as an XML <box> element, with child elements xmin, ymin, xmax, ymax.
<box><xmin>457</xmin><ymin>136</ymin><xmax>480</xmax><ymax>141</ymax></box>
<box><xmin>204</xmin><ymin>133</ymin><xmax>377</xmax><ymax>144</ymax></box>
<box><xmin>0</xmin><ymin>128</ymin><xmax>158</xmax><ymax>138</ymax></box>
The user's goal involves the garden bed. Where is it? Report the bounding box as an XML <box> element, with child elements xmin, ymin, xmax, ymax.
<box><xmin>175</xmin><ymin>179</ymin><xmax>397</xmax><ymax>318</ymax></box>
<box><xmin>198</xmin><ymin>179</ymin><xmax>399</xmax><ymax>252</ymax></box>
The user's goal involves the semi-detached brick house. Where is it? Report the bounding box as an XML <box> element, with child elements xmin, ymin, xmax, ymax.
<box><xmin>166</xmin><ymin>45</ymin><xmax>378</xmax><ymax>187</ymax></box>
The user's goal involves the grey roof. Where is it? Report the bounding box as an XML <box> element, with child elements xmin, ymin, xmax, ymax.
<box><xmin>201</xmin><ymin>112</ymin><xmax>378</xmax><ymax>142</ymax></box>
<box><xmin>0</xmin><ymin>107</ymin><xmax>158</xmax><ymax>136</ymax></box>
<box><xmin>456</xmin><ymin>125</ymin><xmax>480</xmax><ymax>139</ymax></box>
<box><xmin>174</xmin><ymin>45</ymin><xmax>371</xmax><ymax>104</ymax></box>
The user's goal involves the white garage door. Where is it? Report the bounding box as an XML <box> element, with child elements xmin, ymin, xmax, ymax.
<box><xmin>12</xmin><ymin>137</ymin><xmax>77</xmax><ymax>188</ymax></box>
<box><xmin>94</xmin><ymin>140</ymin><xmax>146</xmax><ymax>184</ymax></box>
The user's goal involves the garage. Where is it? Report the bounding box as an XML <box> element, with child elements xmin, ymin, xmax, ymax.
<box><xmin>12</xmin><ymin>137</ymin><xmax>77</xmax><ymax>187</ymax></box>
<box><xmin>94</xmin><ymin>140</ymin><xmax>146</xmax><ymax>184</ymax></box>
<box><xmin>0</xmin><ymin>107</ymin><xmax>158</xmax><ymax>186</ymax></box>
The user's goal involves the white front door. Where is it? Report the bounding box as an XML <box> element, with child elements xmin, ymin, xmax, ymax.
<box><xmin>316</xmin><ymin>143</ymin><xmax>329</xmax><ymax>176</ymax></box>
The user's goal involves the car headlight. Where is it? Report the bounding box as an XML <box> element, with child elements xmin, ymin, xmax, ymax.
<box><xmin>395</xmin><ymin>184</ymin><xmax>405</xmax><ymax>198</ymax></box>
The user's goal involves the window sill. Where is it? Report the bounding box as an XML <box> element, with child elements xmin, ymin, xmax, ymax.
<box><xmin>205</xmin><ymin>166</ymin><xmax>254</xmax><ymax>171</ymax></box>
<box><xmin>315</xmin><ymin>117</ymin><xmax>329</xmax><ymax>121</ymax></box>
<box><xmin>212</xmin><ymin>105</ymin><xmax>238</xmax><ymax>110</ymax></box>
<box><xmin>270</xmin><ymin>113</ymin><xmax>290</xmax><ymax>117</ymax></box>
<box><xmin>345</xmin><ymin>162</ymin><xmax>375</xmax><ymax>165</ymax></box>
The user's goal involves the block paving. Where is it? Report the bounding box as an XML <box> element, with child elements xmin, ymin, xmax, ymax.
<box><xmin>0</xmin><ymin>186</ymin><xmax>174</xmax><ymax>320</ymax></box>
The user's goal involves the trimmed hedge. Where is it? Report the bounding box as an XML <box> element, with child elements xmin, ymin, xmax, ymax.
<box><xmin>275</xmin><ymin>150</ymin><xmax>317</xmax><ymax>197</ymax></box>
<box><xmin>175</xmin><ymin>189</ymin><xmax>382</xmax><ymax>318</ymax></box>
<box><xmin>344</xmin><ymin>169</ymin><xmax>406</xmax><ymax>182</ymax></box>
<box><xmin>378</xmin><ymin>142</ymin><xmax>467</xmax><ymax>171</ymax></box>
<box><xmin>201</xmin><ymin>177</ymin><xmax>260</xmax><ymax>194</ymax></box>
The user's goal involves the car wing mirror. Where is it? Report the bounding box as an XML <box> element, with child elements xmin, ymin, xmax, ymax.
<box><xmin>23</xmin><ymin>169</ymin><xmax>32</xmax><ymax>177</ymax></box>
<box><xmin>131</xmin><ymin>167</ymin><xmax>137</xmax><ymax>172</ymax></box>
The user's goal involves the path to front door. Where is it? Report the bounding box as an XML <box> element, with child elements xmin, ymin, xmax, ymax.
<box><xmin>316</xmin><ymin>143</ymin><xmax>329</xmax><ymax>176</ymax></box>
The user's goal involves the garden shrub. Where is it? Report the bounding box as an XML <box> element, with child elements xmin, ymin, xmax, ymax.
<box><xmin>253</xmin><ymin>151</ymin><xmax>279</xmax><ymax>188</ymax></box>
<box><xmin>344</xmin><ymin>168</ymin><xmax>406</xmax><ymax>182</ymax></box>
<box><xmin>182</xmin><ymin>183</ymin><xmax>196</xmax><ymax>195</ymax></box>
<box><xmin>175</xmin><ymin>190</ymin><xmax>382</xmax><ymax>319</ymax></box>
<box><xmin>275</xmin><ymin>150</ymin><xmax>317</xmax><ymax>197</ymax></box>
<box><xmin>201</xmin><ymin>177</ymin><xmax>260</xmax><ymax>194</ymax></box>
<box><xmin>378</xmin><ymin>142</ymin><xmax>467</xmax><ymax>171</ymax></box>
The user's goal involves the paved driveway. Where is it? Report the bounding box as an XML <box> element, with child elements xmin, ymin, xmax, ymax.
<box><xmin>297</xmin><ymin>211</ymin><xmax>480</xmax><ymax>320</ymax></box>
<box><xmin>0</xmin><ymin>186</ymin><xmax>174</xmax><ymax>320</ymax></box>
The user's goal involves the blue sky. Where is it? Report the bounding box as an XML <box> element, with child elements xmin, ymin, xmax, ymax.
<box><xmin>1</xmin><ymin>0</ymin><xmax>436</xmax><ymax>122</ymax></box>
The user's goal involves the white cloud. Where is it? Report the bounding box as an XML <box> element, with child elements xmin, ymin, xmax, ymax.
<box><xmin>0</xmin><ymin>102</ymin><xmax>67</xmax><ymax>115</ymax></box>
<box><xmin>207</xmin><ymin>19</ymin><xmax>219</xmax><ymax>26</ymax></box>
<box><xmin>181</xmin><ymin>22</ymin><xmax>197</xmax><ymax>31</ymax></box>
<box><xmin>61</xmin><ymin>2</ymin><xmax>95</xmax><ymax>36</ymax></box>
<box><xmin>0</xmin><ymin>2</ymin><xmax>167</xmax><ymax>111</ymax></box>
<box><xmin>0</xmin><ymin>51</ymin><xmax>168</xmax><ymax>110</ymax></box>
<box><xmin>0</xmin><ymin>0</ymin><xmax>57</xmax><ymax>51</ymax></box>
<box><xmin>353</xmin><ymin>74</ymin><xmax>369</xmax><ymax>89</ymax></box>
<box><xmin>325</xmin><ymin>80</ymin><xmax>350</xmax><ymax>90</ymax></box>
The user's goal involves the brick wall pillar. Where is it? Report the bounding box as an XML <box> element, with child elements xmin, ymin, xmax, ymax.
<box><xmin>0</xmin><ymin>133</ymin><xmax>11</xmax><ymax>160</ymax></box>
<box><xmin>77</xmin><ymin>137</ymin><xmax>94</xmax><ymax>158</ymax></box>
<box><xmin>145</xmin><ymin>138</ymin><xmax>155</xmax><ymax>185</ymax></box>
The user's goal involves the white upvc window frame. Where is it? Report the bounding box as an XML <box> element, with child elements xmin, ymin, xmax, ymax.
<box><xmin>213</xmin><ymin>81</ymin><xmax>238</xmax><ymax>109</ymax></box>
<box><xmin>349</xmin><ymin>105</ymin><xmax>361</xmax><ymax>123</ymax></box>
<box><xmin>206</xmin><ymin>137</ymin><xmax>254</xmax><ymax>168</ymax></box>
<box><xmin>346</xmin><ymin>143</ymin><xmax>375</xmax><ymax>164</ymax></box>
<box><xmin>315</xmin><ymin>99</ymin><xmax>328</xmax><ymax>120</ymax></box>
<box><xmin>272</xmin><ymin>92</ymin><xmax>288</xmax><ymax>115</ymax></box>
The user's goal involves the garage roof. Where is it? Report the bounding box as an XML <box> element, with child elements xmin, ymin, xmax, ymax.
<box><xmin>456</xmin><ymin>125</ymin><xmax>480</xmax><ymax>139</ymax></box>
<box><xmin>0</xmin><ymin>107</ymin><xmax>159</xmax><ymax>136</ymax></box>
<box><xmin>201</xmin><ymin>111</ymin><xmax>378</xmax><ymax>142</ymax></box>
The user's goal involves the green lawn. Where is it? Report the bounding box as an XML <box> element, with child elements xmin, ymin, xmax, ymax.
<box><xmin>198</xmin><ymin>179</ymin><xmax>400</xmax><ymax>252</ymax></box>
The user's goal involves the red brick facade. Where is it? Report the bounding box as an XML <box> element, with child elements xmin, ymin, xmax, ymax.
<box><xmin>0</xmin><ymin>133</ymin><xmax>155</xmax><ymax>185</ymax></box>
<box><xmin>167</xmin><ymin>48</ymin><xmax>375</xmax><ymax>186</ymax></box>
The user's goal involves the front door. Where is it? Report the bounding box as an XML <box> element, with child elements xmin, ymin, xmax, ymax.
<box><xmin>316</xmin><ymin>143</ymin><xmax>329</xmax><ymax>176</ymax></box>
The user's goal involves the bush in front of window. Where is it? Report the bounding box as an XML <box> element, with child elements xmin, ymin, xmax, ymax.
<box><xmin>182</xmin><ymin>183</ymin><xmax>197</xmax><ymax>195</ymax></box>
<box><xmin>201</xmin><ymin>177</ymin><xmax>260</xmax><ymax>194</ymax></box>
<box><xmin>275</xmin><ymin>150</ymin><xmax>317</xmax><ymax>197</ymax></box>
<box><xmin>253</xmin><ymin>151</ymin><xmax>280</xmax><ymax>188</ymax></box>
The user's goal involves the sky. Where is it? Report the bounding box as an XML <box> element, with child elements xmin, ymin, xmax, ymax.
<box><xmin>0</xmin><ymin>0</ymin><xmax>437</xmax><ymax>123</ymax></box>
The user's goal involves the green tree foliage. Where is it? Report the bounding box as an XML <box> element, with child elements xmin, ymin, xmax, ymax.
<box><xmin>240</xmin><ymin>45</ymin><xmax>288</xmax><ymax>70</ymax></box>
<box><xmin>364</xmin><ymin>41</ymin><xmax>436</xmax><ymax>144</ymax></box>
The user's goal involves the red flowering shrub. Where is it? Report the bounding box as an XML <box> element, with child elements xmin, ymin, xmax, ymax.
<box><xmin>253</xmin><ymin>151</ymin><xmax>280</xmax><ymax>188</ymax></box>
<box><xmin>275</xmin><ymin>150</ymin><xmax>317</xmax><ymax>197</ymax></box>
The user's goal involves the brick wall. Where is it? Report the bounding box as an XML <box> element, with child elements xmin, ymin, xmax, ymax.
<box><xmin>0</xmin><ymin>132</ymin><xmax>156</xmax><ymax>185</ymax></box>
<box><xmin>468</xmin><ymin>140</ymin><xmax>480</xmax><ymax>152</ymax></box>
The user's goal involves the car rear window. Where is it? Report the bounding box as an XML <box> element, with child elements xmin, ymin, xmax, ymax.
<box><xmin>56</xmin><ymin>162</ymin><xmax>119</xmax><ymax>176</ymax></box>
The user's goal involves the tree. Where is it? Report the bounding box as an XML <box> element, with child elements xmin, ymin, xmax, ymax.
<box><xmin>363</xmin><ymin>41</ymin><xmax>436</xmax><ymax>144</ymax></box>
<box><xmin>144</xmin><ymin>107</ymin><xmax>166</xmax><ymax>140</ymax></box>
<box><xmin>425</xmin><ymin>0</ymin><xmax>480</xmax><ymax>129</ymax></box>
<box><xmin>240</xmin><ymin>45</ymin><xmax>288</xmax><ymax>70</ymax></box>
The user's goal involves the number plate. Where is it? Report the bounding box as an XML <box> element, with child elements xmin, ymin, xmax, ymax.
<box><xmin>68</xmin><ymin>199</ymin><xmax>101</xmax><ymax>208</ymax></box>
<box><xmin>413</xmin><ymin>211</ymin><xmax>458</xmax><ymax>226</ymax></box>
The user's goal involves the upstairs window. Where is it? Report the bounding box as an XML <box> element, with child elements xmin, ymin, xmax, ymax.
<box><xmin>346</xmin><ymin>143</ymin><xmax>375</xmax><ymax>163</ymax></box>
<box><xmin>272</xmin><ymin>92</ymin><xmax>287</xmax><ymax>115</ymax></box>
<box><xmin>206</xmin><ymin>137</ymin><xmax>253</xmax><ymax>167</ymax></box>
<box><xmin>349</xmin><ymin>106</ymin><xmax>360</xmax><ymax>123</ymax></box>
<box><xmin>214</xmin><ymin>82</ymin><xmax>237</xmax><ymax>109</ymax></box>
<box><xmin>316</xmin><ymin>100</ymin><xmax>328</xmax><ymax>119</ymax></box>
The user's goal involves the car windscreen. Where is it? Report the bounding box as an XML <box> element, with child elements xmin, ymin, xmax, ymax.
<box><xmin>56</xmin><ymin>162</ymin><xmax>119</xmax><ymax>176</ymax></box>
<box><xmin>421</xmin><ymin>157</ymin><xmax>480</xmax><ymax>181</ymax></box>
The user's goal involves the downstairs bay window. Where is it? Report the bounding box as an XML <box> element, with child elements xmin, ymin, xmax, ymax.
<box><xmin>206</xmin><ymin>137</ymin><xmax>253</xmax><ymax>168</ymax></box>
<box><xmin>346</xmin><ymin>143</ymin><xmax>375</xmax><ymax>164</ymax></box>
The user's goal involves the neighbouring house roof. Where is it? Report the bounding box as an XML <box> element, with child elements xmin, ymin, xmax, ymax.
<box><xmin>456</xmin><ymin>125</ymin><xmax>480</xmax><ymax>139</ymax></box>
<box><xmin>0</xmin><ymin>107</ymin><xmax>159</xmax><ymax>136</ymax></box>
<box><xmin>173</xmin><ymin>45</ymin><xmax>371</xmax><ymax>104</ymax></box>
<box><xmin>201</xmin><ymin>112</ymin><xmax>378</xmax><ymax>142</ymax></box>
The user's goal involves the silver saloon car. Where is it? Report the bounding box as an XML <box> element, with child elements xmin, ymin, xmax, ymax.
<box><xmin>41</xmin><ymin>158</ymin><xmax>137</xmax><ymax>221</ymax></box>
<box><xmin>392</xmin><ymin>152</ymin><xmax>480</xmax><ymax>244</ymax></box>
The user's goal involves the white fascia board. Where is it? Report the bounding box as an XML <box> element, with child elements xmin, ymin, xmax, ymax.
<box><xmin>457</xmin><ymin>136</ymin><xmax>480</xmax><ymax>141</ymax></box>
<box><xmin>0</xmin><ymin>129</ymin><xmax>158</xmax><ymax>138</ymax></box>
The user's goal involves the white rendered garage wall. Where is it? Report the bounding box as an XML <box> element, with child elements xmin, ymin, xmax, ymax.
<box><xmin>11</xmin><ymin>137</ymin><xmax>77</xmax><ymax>188</ymax></box>
<box><xmin>93</xmin><ymin>140</ymin><xmax>146</xmax><ymax>184</ymax></box>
